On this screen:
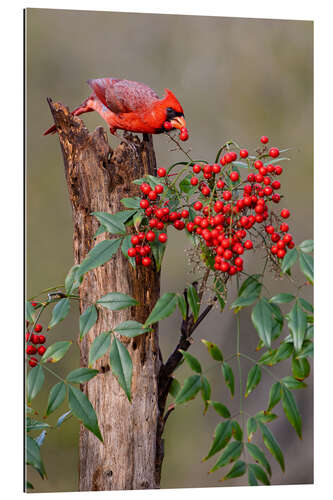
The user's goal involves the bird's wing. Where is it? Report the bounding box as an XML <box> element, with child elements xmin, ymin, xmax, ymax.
<box><xmin>87</xmin><ymin>78</ymin><xmax>160</xmax><ymax>114</ymax></box>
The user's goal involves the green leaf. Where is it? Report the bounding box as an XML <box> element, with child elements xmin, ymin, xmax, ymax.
<box><xmin>210</xmin><ymin>441</ymin><xmax>243</xmax><ymax>472</ymax></box>
<box><xmin>179</xmin><ymin>350</ymin><xmax>202</xmax><ymax>373</ymax></box>
<box><xmin>281</xmin><ymin>376</ymin><xmax>307</xmax><ymax>390</ymax></box>
<box><xmin>281</xmin><ymin>248</ymin><xmax>298</xmax><ymax>273</ymax></box>
<box><xmin>247</xmin><ymin>417</ymin><xmax>257</xmax><ymax>442</ymax></box>
<box><xmin>150</xmin><ymin>238</ymin><xmax>167</xmax><ymax>271</ymax></box>
<box><xmin>35</xmin><ymin>430</ymin><xmax>47</xmax><ymax>447</ymax></box>
<box><xmin>269</xmin><ymin>293</ymin><xmax>295</xmax><ymax>304</ymax></box>
<box><xmin>258</xmin><ymin>349</ymin><xmax>278</xmax><ymax>366</ymax></box>
<box><xmin>296</xmin><ymin>341</ymin><xmax>313</xmax><ymax>359</ymax></box>
<box><xmin>46</xmin><ymin>382</ymin><xmax>66</xmax><ymax>416</ymax></box>
<box><xmin>26</xmin><ymin>418</ymin><xmax>51</xmax><ymax>432</ymax></box>
<box><xmin>121</xmin><ymin>196</ymin><xmax>141</xmax><ymax>208</ymax></box>
<box><xmin>287</xmin><ymin>301</ymin><xmax>307</xmax><ymax>352</ymax></box>
<box><xmin>109</xmin><ymin>337</ymin><xmax>133</xmax><ymax>401</ymax></box>
<box><xmin>255</xmin><ymin>411</ymin><xmax>278</xmax><ymax>423</ymax></box>
<box><xmin>248</xmin><ymin>463</ymin><xmax>270</xmax><ymax>485</ymax></box>
<box><xmin>56</xmin><ymin>410</ymin><xmax>72</xmax><ymax>427</ymax></box>
<box><xmin>92</xmin><ymin>211</ymin><xmax>126</xmax><ymax>235</ymax></box>
<box><xmin>48</xmin><ymin>298</ymin><xmax>70</xmax><ymax>329</ymax></box>
<box><xmin>231</xmin><ymin>294</ymin><xmax>259</xmax><ymax>309</ymax></box>
<box><xmin>133</xmin><ymin>174</ymin><xmax>161</xmax><ymax>188</ymax></box>
<box><xmin>144</xmin><ymin>292</ymin><xmax>178</xmax><ymax>327</ymax></box>
<box><xmin>65</xmin><ymin>265</ymin><xmax>83</xmax><ymax>294</ymax></box>
<box><xmin>26</xmin><ymin>301</ymin><xmax>36</xmax><ymax>323</ymax></box>
<box><xmin>221</xmin><ymin>460</ymin><xmax>246</xmax><ymax>481</ymax></box>
<box><xmin>258</xmin><ymin>422</ymin><xmax>285</xmax><ymax>471</ymax></box>
<box><xmin>232</xmin><ymin>421</ymin><xmax>243</xmax><ymax>441</ymax></box>
<box><xmin>238</xmin><ymin>274</ymin><xmax>262</xmax><ymax>297</ymax></box>
<box><xmin>222</xmin><ymin>362</ymin><xmax>235</xmax><ymax>397</ymax></box>
<box><xmin>80</xmin><ymin>305</ymin><xmax>98</xmax><ymax>340</ymax></box>
<box><xmin>26</xmin><ymin>481</ymin><xmax>34</xmax><ymax>490</ymax></box>
<box><xmin>298</xmin><ymin>297</ymin><xmax>313</xmax><ymax>313</ymax></box>
<box><xmin>201</xmin><ymin>375</ymin><xmax>211</xmax><ymax>414</ymax></box>
<box><xmin>114</xmin><ymin>320</ymin><xmax>151</xmax><ymax>338</ymax></box>
<box><xmin>275</xmin><ymin>342</ymin><xmax>294</xmax><ymax>363</ymax></box>
<box><xmin>251</xmin><ymin>298</ymin><xmax>274</xmax><ymax>348</ymax></box>
<box><xmin>177</xmin><ymin>294</ymin><xmax>187</xmax><ymax>320</ymax></box>
<box><xmin>299</xmin><ymin>239</ymin><xmax>314</xmax><ymax>253</ymax></box>
<box><xmin>169</xmin><ymin>378</ymin><xmax>181</xmax><ymax>398</ymax></box>
<box><xmin>68</xmin><ymin>385</ymin><xmax>103</xmax><ymax>442</ymax></box>
<box><xmin>179</xmin><ymin>176</ymin><xmax>197</xmax><ymax>195</ymax></box>
<box><xmin>245</xmin><ymin>365</ymin><xmax>261</xmax><ymax>397</ymax></box>
<box><xmin>97</xmin><ymin>292</ymin><xmax>138</xmax><ymax>311</ymax></box>
<box><xmin>27</xmin><ymin>364</ymin><xmax>45</xmax><ymax>403</ymax></box>
<box><xmin>281</xmin><ymin>385</ymin><xmax>302</xmax><ymax>438</ymax></box>
<box><xmin>201</xmin><ymin>340</ymin><xmax>223</xmax><ymax>362</ymax></box>
<box><xmin>214</xmin><ymin>277</ymin><xmax>226</xmax><ymax>311</ymax></box>
<box><xmin>232</xmin><ymin>160</ymin><xmax>249</xmax><ymax>169</ymax></box>
<box><xmin>78</xmin><ymin>239</ymin><xmax>121</xmax><ymax>277</ymax></box>
<box><xmin>299</xmin><ymin>252</ymin><xmax>314</xmax><ymax>284</ymax></box>
<box><xmin>121</xmin><ymin>235</ymin><xmax>136</xmax><ymax>268</ymax></box>
<box><xmin>187</xmin><ymin>285</ymin><xmax>200</xmax><ymax>322</ymax></box>
<box><xmin>89</xmin><ymin>332</ymin><xmax>111</xmax><ymax>367</ymax></box>
<box><xmin>93</xmin><ymin>224</ymin><xmax>106</xmax><ymax>239</ymax></box>
<box><xmin>246</xmin><ymin>443</ymin><xmax>271</xmax><ymax>476</ymax></box>
<box><xmin>41</xmin><ymin>341</ymin><xmax>72</xmax><ymax>364</ymax></box>
<box><xmin>209</xmin><ymin>401</ymin><xmax>231</xmax><ymax>418</ymax></box>
<box><xmin>66</xmin><ymin>368</ymin><xmax>99</xmax><ymax>384</ymax></box>
<box><xmin>267</xmin><ymin>382</ymin><xmax>281</xmax><ymax>411</ymax></box>
<box><xmin>248</xmin><ymin>467</ymin><xmax>258</xmax><ymax>486</ymax></box>
<box><xmin>292</xmin><ymin>356</ymin><xmax>311</xmax><ymax>380</ymax></box>
<box><xmin>175</xmin><ymin>374</ymin><xmax>202</xmax><ymax>405</ymax></box>
<box><xmin>26</xmin><ymin>435</ymin><xmax>46</xmax><ymax>478</ymax></box>
<box><xmin>203</xmin><ymin>420</ymin><xmax>233</xmax><ymax>461</ymax></box>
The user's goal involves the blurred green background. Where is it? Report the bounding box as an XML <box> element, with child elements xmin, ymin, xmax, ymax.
<box><xmin>26</xmin><ymin>8</ymin><xmax>313</xmax><ymax>492</ymax></box>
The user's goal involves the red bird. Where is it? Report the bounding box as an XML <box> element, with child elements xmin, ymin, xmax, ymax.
<box><xmin>44</xmin><ymin>78</ymin><xmax>187</xmax><ymax>139</ymax></box>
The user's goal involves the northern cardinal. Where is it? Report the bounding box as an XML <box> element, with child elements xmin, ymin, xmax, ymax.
<box><xmin>44</xmin><ymin>78</ymin><xmax>187</xmax><ymax>139</ymax></box>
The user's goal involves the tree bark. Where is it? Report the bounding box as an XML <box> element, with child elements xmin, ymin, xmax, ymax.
<box><xmin>47</xmin><ymin>100</ymin><xmax>162</xmax><ymax>490</ymax></box>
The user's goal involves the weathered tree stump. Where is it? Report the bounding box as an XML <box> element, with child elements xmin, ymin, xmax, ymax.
<box><xmin>47</xmin><ymin>100</ymin><xmax>162</xmax><ymax>490</ymax></box>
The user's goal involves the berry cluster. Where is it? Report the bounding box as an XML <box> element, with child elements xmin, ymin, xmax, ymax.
<box><xmin>163</xmin><ymin>121</ymin><xmax>189</xmax><ymax>141</ymax></box>
<box><xmin>26</xmin><ymin>302</ymin><xmax>47</xmax><ymax>367</ymax></box>
<box><xmin>127</xmin><ymin>136</ymin><xmax>295</xmax><ymax>277</ymax></box>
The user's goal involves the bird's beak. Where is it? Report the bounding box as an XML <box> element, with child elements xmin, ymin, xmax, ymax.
<box><xmin>170</xmin><ymin>116</ymin><xmax>186</xmax><ymax>130</ymax></box>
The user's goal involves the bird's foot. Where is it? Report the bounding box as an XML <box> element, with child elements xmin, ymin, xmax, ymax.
<box><xmin>114</xmin><ymin>131</ymin><xmax>140</xmax><ymax>156</ymax></box>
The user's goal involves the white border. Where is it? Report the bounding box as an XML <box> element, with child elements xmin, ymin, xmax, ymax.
<box><xmin>2</xmin><ymin>1</ymin><xmax>331</xmax><ymax>499</ymax></box>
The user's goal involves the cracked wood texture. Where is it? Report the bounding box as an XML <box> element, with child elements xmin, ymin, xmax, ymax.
<box><xmin>48</xmin><ymin>101</ymin><xmax>162</xmax><ymax>491</ymax></box>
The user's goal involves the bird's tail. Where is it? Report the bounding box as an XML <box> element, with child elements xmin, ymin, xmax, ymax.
<box><xmin>43</xmin><ymin>99</ymin><xmax>93</xmax><ymax>136</ymax></box>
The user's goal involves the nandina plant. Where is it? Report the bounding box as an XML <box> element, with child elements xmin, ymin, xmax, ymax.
<box><xmin>25</xmin><ymin>134</ymin><xmax>313</xmax><ymax>488</ymax></box>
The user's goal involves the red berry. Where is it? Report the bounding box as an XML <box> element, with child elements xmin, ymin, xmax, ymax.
<box><xmin>156</xmin><ymin>221</ymin><xmax>164</xmax><ymax>230</ymax></box>
<box><xmin>230</xmin><ymin>152</ymin><xmax>237</xmax><ymax>161</ymax></box>
<box><xmin>224</xmin><ymin>153</ymin><xmax>232</xmax><ymax>163</ymax></box>
<box><xmin>254</xmin><ymin>160</ymin><xmax>263</xmax><ymax>169</ymax></box>
<box><xmin>277</xmin><ymin>249</ymin><xmax>286</xmax><ymax>259</ymax></box>
<box><xmin>31</xmin><ymin>302</ymin><xmax>38</xmax><ymax>307</ymax></box>
<box><xmin>190</xmin><ymin>177</ymin><xmax>198</xmax><ymax>186</ymax></box>
<box><xmin>38</xmin><ymin>335</ymin><xmax>46</xmax><ymax>344</ymax></box>
<box><xmin>274</xmin><ymin>166</ymin><xmax>282</xmax><ymax>175</ymax></box>
<box><xmin>271</xmin><ymin>233</ymin><xmax>280</xmax><ymax>243</ymax></box>
<box><xmin>217</xmin><ymin>179</ymin><xmax>225</xmax><ymax>189</ymax></box>
<box><xmin>280</xmin><ymin>223</ymin><xmax>289</xmax><ymax>232</ymax></box>
<box><xmin>214</xmin><ymin>201</ymin><xmax>223</xmax><ymax>213</ymax></box>
<box><xmin>234</xmin><ymin>257</ymin><xmax>243</xmax><ymax>267</ymax></box>
<box><xmin>186</xmin><ymin>222</ymin><xmax>195</xmax><ymax>232</ymax></box>
<box><xmin>201</xmin><ymin>186</ymin><xmax>210</xmax><ymax>196</ymax></box>
<box><xmin>260</xmin><ymin>136</ymin><xmax>269</xmax><ymax>144</ymax></box>
<box><xmin>212</xmin><ymin>163</ymin><xmax>221</xmax><ymax>174</ymax></box>
<box><xmin>265</xmin><ymin>225</ymin><xmax>275</xmax><ymax>234</ymax></box>
<box><xmin>29</xmin><ymin>357</ymin><xmax>38</xmax><ymax>368</ymax></box>
<box><xmin>138</xmin><ymin>232</ymin><xmax>145</xmax><ymax>241</ymax></box>
<box><xmin>269</xmin><ymin>147</ymin><xmax>279</xmax><ymax>158</ymax></box>
<box><xmin>224</xmin><ymin>249</ymin><xmax>233</xmax><ymax>260</ymax></box>
<box><xmin>149</xmin><ymin>218</ymin><xmax>158</xmax><ymax>228</ymax></box>
<box><xmin>37</xmin><ymin>345</ymin><xmax>46</xmax><ymax>356</ymax></box>
<box><xmin>267</xmin><ymin>164</ymin><xmax>275</xmax><ymax>173</ymax></box>
<box><xmin>148</xmin><ymin>190</ymin><xmax>157</xmax><ymax>201</ymax></box>
<box><xmin>244</xmin><ymin>240</ymin><xmax>253</xmax><ymax>249</ymax></box>
<box><xmin>30</xmin><ymin>334</ymin><xmax>39</xmax><ymax>344</ymax></box>
<box><xmin>140</xmin><ymin>183</ymin><xmax>151</xmax><ymax>194</ymax></box>
<box><xmin>239</xmin><ymin>149</ymin><xmax>248</xmax><ymax>158</ymax></box>
<box><xmin>228</xmin><ymin>266</ymin><xmax>237</xmax><ymax>276</ymax></box>
<box><xmin>193</xmin><ymin>201</ymin><xmax>203</xmax><ymax>211</ymax></box>
<box><xmin>157</xmin><ymin>167</ymin><xmax>167</xmax><ymax>177</ymax></box>
<box><xmin>131</xmin><ymin>235</ymin><xmax>139</xmax><ymax>245</ymax></box>
<box><xmin>34</xmin><ymin>324</ymin><xmax>43</xmax><ymax>333</ymax></box>
<box><xmin>271</xmin><ymin>180</ymin><xmax>281</xmax><ymax>190</ymax></box>
<box><xmin>223</xmin><ymin>190</ymin><xmax>232</xmax><ymax>201</ymax></box>
<box><xmin>281</xmin><ymin>209</ymin><xmax>290</xmax><ymax>219</ymax></box>
<box><xmin>128</xmin><ymin>247</ymin><xmax>137</xmax><ymax>257</ymax></box>
<box><xmin>146</xmin><ymin>230</ymin><xmax>156</xmax><ymax>242</ymax></box>
<box><xmin>174</xmin><ymin>220</ymin><xmax>185</xmax><ymax>230</ymax></box>
<box><xmin>288</xmin><ymin>241</ymin><xmax>295</xmax><ymax>249</ymax></box>
<box><xmin>271</xmin><ymin>245</ymin><xmax>278</xmax><ymax>255</ymax></box>
<box><xmin>158</xmin><ymin>233</ymin><xmax>168</xmax><ymax>243</ymax></box>
<box><xmin>221</xmin><ymin>261</ymin><xmax>230</xmax><ymax>272</ymax></box>
<box><xmin>203</xmin><ymin>165</ymin><xmax>212</xmax><ymax>174</ymax></box>
<box><xmin>272</xmin><ymin>193</ymin><xmax>281</xmax><ymax>203</ymax></box>
<box><xmin>230</xmin><ymin>171</ymin><xmax>239</xmax><ymax>182</ymax></box>
<box><xmin>155</xmin><ymin>184</ymin><xmax>164</xmax><ymax>194</ymax></box>
<box><xmin>26</xmin><ymin>345</ymin><xmax>37</xmax><ymax>355</ymax></box>
<box><xmin>164</xmin><ymin>121</ymin><xmax>173</xmax><ymax>131</ymax></box>
<box><xmin>142</xmin><ymin>257</ymin><xmax>152</xmax><ymax>267</ymax></box>
<box><xmin>140</xmin><ymin>199</ymin><xmax>149</xmax><ymax>209</ymax></box>
<box><xmin>283</xmin><ymin>233</ymin><xmax>293</xmax><ymax>244</ymax></box>
<box><xmin>25</xmin><ymin>332</ymin><xmax>30</xmax><ymax>342</ymax></box>
<box><xmin>180</xmin><ymin>127</ymin><xmax>189</xmax><ymax>141</ymax></box>
<box><xmin>181</xmin><ymin>209</ymin><xmax>189</xmax><ymax>219</ymax></box>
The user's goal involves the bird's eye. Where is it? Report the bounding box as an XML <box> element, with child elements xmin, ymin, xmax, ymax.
<box><xmin>166</xmin><ymin>107</ymin><xmax>183</xmax><ymax>120</ymax></box>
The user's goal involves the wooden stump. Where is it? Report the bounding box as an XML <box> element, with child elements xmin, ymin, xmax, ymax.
<box><xmin>48</xmin><ymin>100</ymin><xmax>162</xmax><ymax>490</ymax></box>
